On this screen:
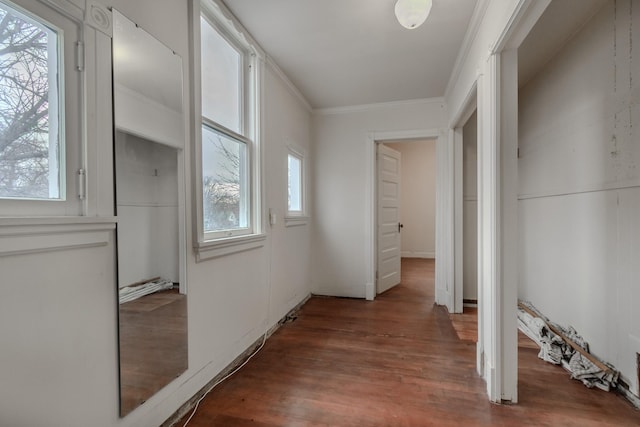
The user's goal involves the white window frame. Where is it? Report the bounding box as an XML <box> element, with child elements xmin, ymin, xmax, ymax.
<box><xmin>193</xmin><ymin>0</ymin><xmax>265</xmax><ymax>261</ymax></box>
<box><xmin>285</xmin><ymin>145</ymin><xmax>308</xmax><ymax>227</ymax></box>
<box><xmin>0</xmin><ymin>0</ymin><xmax>84</xmax><ymax>217</ymax></box>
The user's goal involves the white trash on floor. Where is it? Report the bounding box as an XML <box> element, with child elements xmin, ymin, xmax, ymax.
<box><xmin>517</xmin><ymin>300</ymin><xmax>619</xmax><ymax>392</ymax></box>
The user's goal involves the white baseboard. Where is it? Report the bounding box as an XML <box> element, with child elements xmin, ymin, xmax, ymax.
<box><xmin>401</xmin><ymin>251</ymin><xmax>435</xmax><ymax>259</ymax></box>
<box><xmin>365</xmin><ymin>282</ymin><xmax>375</xmax><ymax>300</ymax></box>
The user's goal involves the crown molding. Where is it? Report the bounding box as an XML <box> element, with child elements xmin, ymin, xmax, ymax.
<box><xmin>265</xmin><ymin>56</ymin><xmax>312</xmax><ymax>113</ymax></box>
<box><xmin>443</xmin><ymin>0</ymin><xmax>490</xmax><ymax>102</ymax></box>
<box><xmin>203</xmin><ymin>0</ymin><xmax>265</xmax><ymax>59</ymax></box>
<box><xmin>314</xmin><ymin>97</ymin><xmax>445</xmax><ymax>116</ymax></box>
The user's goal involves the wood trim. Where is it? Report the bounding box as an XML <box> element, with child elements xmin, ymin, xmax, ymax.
<box><xmin>315</xmin><ymin>97</ymin><xmax>445</xmax><ymax>116</ymax></box>
<box><xmin>366</xmin><ymin>129</ymin><xmax>444</xmax><ymax>302</ymax></box>
<box><xmin>490</xmin><ymin>0</ymin><xmax>551</xmax><ymax>53</ymax></box>
<box><xmin>518</xmin><ymin>303</ymin><xmax>615</xmax><ymax>376</ymax></box>
<box><xmin>195</xmin><ymin>233</ymin><xmax>266</xmax><ymax>262</ymax></box>
<box><xmin>0</xmin><ymin>220</ymin><xmax>115</xmax><ymax>257</ymax></box>
<box><xmin>443</xmin><ymin>0</ymin><xmax>490</xmax><ymax>102</ymax></box>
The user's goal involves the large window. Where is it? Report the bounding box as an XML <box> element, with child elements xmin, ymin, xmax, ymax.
<box><xmin>0</xmin><ymin>0</ymin><xmax>62</xmax><ymax>200</ymax></box>
<box><xmin>198</xmin><ymin>3</ymin><xmax>260</xmax><ymax>246</ymax></box>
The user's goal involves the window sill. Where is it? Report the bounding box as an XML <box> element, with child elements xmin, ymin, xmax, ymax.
<box><xmin>195</xmin><ymin>233</ymin><xmax>266</xmax><ymax>262</ymax></box>
<box><xmin>284</xmin><ymin>215</ymin><xmax>309</xmax><ymax>227</ymax></box>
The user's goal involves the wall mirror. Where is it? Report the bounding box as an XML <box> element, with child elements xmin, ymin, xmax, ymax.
<box><xmin>112</xmin><ymin>9</ymin><xmax>187</xmax><ymax>417</ymax></box>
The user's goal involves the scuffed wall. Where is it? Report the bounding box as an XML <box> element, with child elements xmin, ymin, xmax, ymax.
<box><xmin>519</xmin><ymin>0</ymin><xmax>640</xmax><ymax>395</ymax></box>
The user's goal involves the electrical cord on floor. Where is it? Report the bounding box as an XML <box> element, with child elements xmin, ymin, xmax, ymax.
<box><xmin>181</xmin><ymin>331</ymin><xmax>268</xmax><ymax>427</ymax></box>
<box><xmin>183</xmin><ymin>215</ymin><xmax>276</xmax><ymax>426</ymax></box>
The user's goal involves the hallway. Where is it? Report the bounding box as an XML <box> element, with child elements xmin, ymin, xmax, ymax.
<box><xmin>177</xmin><ymin>258</ymin><xmax>639</xmax><ymax>426</ymax></box>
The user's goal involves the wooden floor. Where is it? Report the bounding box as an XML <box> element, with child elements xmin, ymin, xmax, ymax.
<box><xmin>178</xmin><ymin>258</ymin><xmax>639</xmax><ymax>426</ymax></box>
<box><xmin>120</xmin><ymin>289</ymin><xmax>187</xmax><ymax>415</ymax></box>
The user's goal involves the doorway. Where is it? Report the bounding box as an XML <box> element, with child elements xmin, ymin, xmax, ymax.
<box><xmin>375</xmin><ymin>138</ymin><xmax>437</xmax><ymax>296</ymax></box>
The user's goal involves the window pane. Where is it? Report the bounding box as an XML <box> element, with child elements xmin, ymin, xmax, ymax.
<box><xmin>202</xmin><ymin>125</ymin><xmax>248</xmax><ymax>232</ymax></box>
<box><xmin>200</xmin><ymin>16</ymin><xmax>241</xmax><ymax>134</ymax></box>
<box><xmin>0</xmin><ymin>3</ymin><xmax>61</xmax><ymax>199</ymax></box>
<box><xmin>288</xmin><ymin>154</ymin><xmax>301</xmax><ymax>212</ymax></box>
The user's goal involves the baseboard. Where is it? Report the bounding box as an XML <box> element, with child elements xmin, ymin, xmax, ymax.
<box><xmin>401</xmin><ymin>251</ymin><xmax>435</xmax><ymax>259</ymax></box>
<box><xmin>162</xmin><ymin>294</ymin><xmax>312</xmax><ymax>427</ymax></box>
<box><xmin>365</xmin><ymin>282</ymin><xmax>375</xmax><ymax>301</ymax></box>
<box><xmin>617</xmin><ymin>381</ymin><xmax>640</xmax><ymax>409</ymax></box>
<box><xmin>463</xmin><ymin>299</ymin><xmax>478</xmax><ymax>308</ymax></box>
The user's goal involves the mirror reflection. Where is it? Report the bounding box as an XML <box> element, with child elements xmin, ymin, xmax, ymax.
<box><xmin>112</xmin><ymin>9</ymin><xmax>187</xmax><ymax>417</ymax></box>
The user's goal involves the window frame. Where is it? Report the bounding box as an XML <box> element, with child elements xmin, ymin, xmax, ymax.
<box><xmin>194</xmin><ymin>0</ymin><xmax>264</xmax><ymax>260</ymax></box>
<box><xmin>201</xmin><ymin>118</ymin><xmax>251</xmax><ymax>240</ymax></box>
<box><xmin>285</xmin><ymin>145</ymin><xmax>308</xmax><ymax>227</ymax></box>
<box><xmin>0</xmin><ymin>0</ymin><xmax>84</xmax><ymax>216</ymax></box>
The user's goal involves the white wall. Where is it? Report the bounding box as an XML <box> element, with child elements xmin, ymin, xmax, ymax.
<box><xmin>518</xmin><ymin>0</ymin><xmax>640</xmax><ymax>396</ymax></box>
<box><xmin>446</xmin><ymin>0</ymin><xmax>526</xmax><ymax>126</ymax></box>
<box><xmin>115</xmin><ymin>131</ymin><xmax>179</xmax><ymax>287</ymax></box>
<box><xmin>444</xmin><ymin>0</ymin><xmax>541</xmax><ymax>402</ymax></box>
<box><xmin>386</xmin><ymin>140</ymin><xmax>436</xmax><ymax>259</ymax></box>
<box><xmin>0</xmin><ymin>1</ymin><xmax>313</xmax><ymax>426</ymax></box>
<box><xmin>462</xmin><ymin>111</ymin><xmax>478</xmax><ymax>301</ymax></box>
<box><xmin>182</xmin><ymin>55</ymin><xmax>312</xmax><ymax>427</ymax></box>
<box><xmin>312</xmin><ymin>100</ymin><xmax>447</xmax><ymax>298</ymax></box>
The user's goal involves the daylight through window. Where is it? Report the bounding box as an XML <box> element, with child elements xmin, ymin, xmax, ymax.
<box><xmin>202</xmin><ymin>125</ymin><xmax>248</xmax><ymax>232</ymax></box>
<box><xmin>0</xmin><ymin>1</ymin><xmax>61</xmax><ymax>200</ymax></box>
<box><xmin>287</xmin><ymin>153</ymin><xmax>302</xmax><ymax>213</ymax></box>
<box><xmin>200</xmin><ymin>10</ymin><xmax>256</xmax><ymax>239</ymax></box>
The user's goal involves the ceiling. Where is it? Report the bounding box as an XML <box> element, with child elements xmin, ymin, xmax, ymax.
<box><xmin>223</xmin><ymin>0</ymin><xmax>477</xmax><ymax>109</ymax></box>
<box><xmin>222</xmin><ymin>0</ymin><xmax>609</xmax><ymax>110</ymax></box>
<box><xmin>518</xmin><ymin>0</ymin><xmax>607</xmax><ymax>87</ymax></box>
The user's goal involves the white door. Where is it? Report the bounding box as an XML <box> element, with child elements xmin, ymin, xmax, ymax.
<box><xmin>377</xmin><ymin>144</ymin><xmax>402</xmax><ymax>294</ymax></box>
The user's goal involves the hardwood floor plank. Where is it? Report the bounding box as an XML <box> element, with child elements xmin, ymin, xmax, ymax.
<box><xmin>120</xmin><ymin>290</ymin><xmax>187</xmax><ymax>415</ymax></box>
<box><xmin>177</xmin><ymin>258</ymin><xmax>639</xmax><ymax>426</ymax></box>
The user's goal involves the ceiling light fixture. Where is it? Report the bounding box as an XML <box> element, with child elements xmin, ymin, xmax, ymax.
<box><xmin>394</xmin><ymin>0</ymin><xmax>432</xmax><ymax>30</ymax></box>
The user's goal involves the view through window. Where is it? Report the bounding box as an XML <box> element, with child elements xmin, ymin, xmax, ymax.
<box><xmin>287</xmin><ymin>153</ymin><xmax>301</xmax><ymax>213</ymax></box>
<box><xmin>0</xmin><ymin>1</ymin><xmax>61</xmax><ymax>200</ymax></box>
<box><xmin>200</xmin><ymin>14</ymin><xmax>252</xmax><ymax>237</ymax></box>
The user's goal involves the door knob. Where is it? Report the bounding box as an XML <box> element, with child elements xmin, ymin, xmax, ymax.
<box><xmin>398</xmin><ymin>222</ymin><xmax>404</xmax><ymax>232</ymax></box>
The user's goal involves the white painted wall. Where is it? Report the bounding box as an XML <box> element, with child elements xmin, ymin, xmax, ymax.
<box><xmin>115</xmin><ymin>131</ymin><xmax>179</xmax><ymax>287</ymax></box>
<box><xmin>462</xmin><ymin>111</ymin><xmax>478</xmax><ymax>301</ymax></box>
<box><xmin>0</xmin><ymin>1</ymin><xmax>313</xmax><ymax>426</ymax></box>
<box><xmin>386</xmin><ymin>140</ymin><xmax>436</xmax><ymax>259</ymax></box>
<box><xmin>445</xmin><ymin>0</ymin><xmax>537</xmax><ymax>403</ymax></box>
<box><xmin>311</xmin><ymin>100</ymin><xmax>447</xmax><ymax>298</ymax></box>
<box><xmin>446</xmin><ymin>0</ymin><xmax>526</xmax><ymax>126</ymax></box>
<box><xmin>518</xmin><ymin>0</ymin><xmax>640</xmax><ymax>396</ymax></box>
<box><xmin>114</xmin><ymin>85</ymin><xmax>184</xmax><ymax>149</ymax></box>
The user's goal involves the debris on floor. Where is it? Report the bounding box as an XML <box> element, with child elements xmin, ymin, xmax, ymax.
<box><xmin>280</xmin><ymin>311</ymin><xmax>299</xmax><ymax>325</ymax></box>
<box><xmin>119</xmin><ymin>277</ymin><xmax>174</xmax><ymax>304</ymax></box>
<box><xmin>517</xmin><ymin>300</ymin><xmax>619</xmax><ymax>392</ymax></box>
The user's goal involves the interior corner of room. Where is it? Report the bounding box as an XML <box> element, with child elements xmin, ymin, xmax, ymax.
<box><xmin>1</xmin><ymin>0</ymin><xmax>639</xmax><ymax>426</ymax></box>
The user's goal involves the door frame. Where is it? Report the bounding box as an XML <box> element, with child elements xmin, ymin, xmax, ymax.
<box><xmin>365</xmin><ymin>129</ymin><xmax>445</xmax><ymax>302</ymax></box>
<box><xmin>447</xmin><ymin>0</ymin><xmax>551</xmax><ymax>404</ymax></box>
